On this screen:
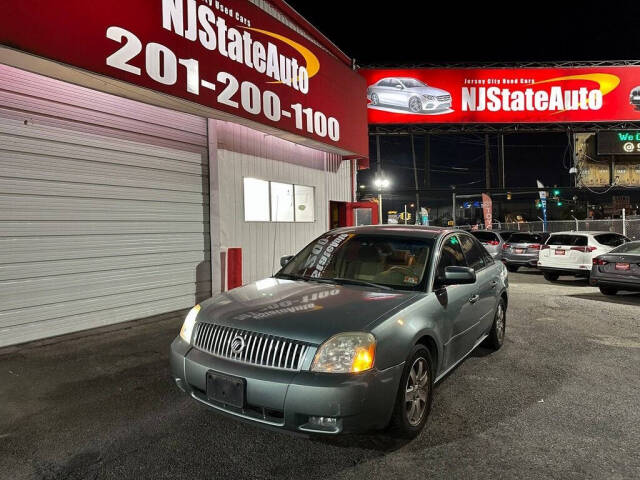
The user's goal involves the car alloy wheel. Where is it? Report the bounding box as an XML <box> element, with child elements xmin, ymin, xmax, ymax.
<box><xmin>405</xmin><ymin>357</ymin><xmax>430</xmax><ymax>426</ymax></box>
<box><xmin>408</xmin><ymin>96</ymin><xmax>422</xmax><ymax>113</ymax></box>
<box><xmin>495</xmin><ymin>303</ymin><xmax>505</xmax><ymax>344</ymax></box>
<box><xmin>371</xmin><ymin>93</ymin><xmax>379</xmax><ymax>105</ymax></box>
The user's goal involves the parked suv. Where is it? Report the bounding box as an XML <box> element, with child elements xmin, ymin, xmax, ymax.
<box><xmin>471</xmin><ymin>230</ymin><xmax>514</xmax><ymax>260</ymax></box>
<box><xmin>538</xmin><ymin>232</ymin><xmax>629</xmax><ymax>281</ymax></box>
<box><xmin>501</xmin><ymin>232</ymin><xmax>549</xmax><ymax>272</ymax></box>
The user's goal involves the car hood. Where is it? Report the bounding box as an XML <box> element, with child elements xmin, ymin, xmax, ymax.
<box><xmin>196</xmin><ymin>278</ymin><xmax>422</xmax><ymax>345</ymax></box>
<box><xmin>407</xmin><ymin>86</ymin><xmax>450</xmax><ymax>96</ymax></box>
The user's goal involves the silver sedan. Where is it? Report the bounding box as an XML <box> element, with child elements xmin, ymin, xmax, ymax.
<box><xmin>170</xmin><ymin>226</ymin><xmax>508</xmax><ymax>437</ymax></box>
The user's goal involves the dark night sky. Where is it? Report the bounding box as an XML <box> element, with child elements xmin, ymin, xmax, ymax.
<box><xmin>286</xmin><ymin>1</ymin><xmax>640</xmax><ymax>219</ymax></box>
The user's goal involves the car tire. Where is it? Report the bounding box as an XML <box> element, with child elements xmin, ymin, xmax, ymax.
<box><xmin>408</xmin><ymin>96</ymin><xmax>422</xmax><ymax>113</ymax></box>
<box><xmin>506</xmin><ymin>265</ymin><xmax>519</xmax><ymax>273</ymax></box>
<box><xmin>543</xmin><ymin>272</ymin><xmax>559</xmax><ymax>282</ymax></box>
<box><xmin>387</xmin><ymin>345</ymin><xmax>434</xmax><ymax>438</ymax></box>
<box><xmin>371</xmin><ymin>93</ymin><xmax>379</xmax><ymax>105</ymax></box>
<box><xmin>484</xmin><ymin>298</ymin><xmax>506</xmax><ymax>350</ymax></box>
<box><xmin>599</xmin><ymin>286</ymin><xmax>618</xmax><ymax>296</ymax></box>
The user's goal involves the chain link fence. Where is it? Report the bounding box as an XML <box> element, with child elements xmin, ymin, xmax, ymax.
<box><xmin>456</xmin><ymin>218</ymin><xmax>640</xmax><ymax>240</ymax></box>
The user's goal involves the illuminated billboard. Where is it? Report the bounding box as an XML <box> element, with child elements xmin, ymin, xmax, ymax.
<box><xmin>360</xmin><ymin>67</ymin><xmax>640</xmax><ymax>124</ymax></box>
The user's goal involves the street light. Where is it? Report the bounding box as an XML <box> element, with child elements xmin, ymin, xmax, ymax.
<box><xmin>373</xmin><ymin>175</ymin><xmax>390</xmax><ymax>225</ymax></box>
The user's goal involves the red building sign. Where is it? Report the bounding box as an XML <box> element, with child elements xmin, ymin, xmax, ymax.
<box><xmin>0</xmin><ymin>0</ymin><xmax>368</xmax><ymax>157</ymax></box>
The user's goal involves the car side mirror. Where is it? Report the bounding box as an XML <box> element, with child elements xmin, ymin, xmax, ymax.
<box><xmin>442</xmin><ymin>266</ymin><xmax>476</xmax><ymax>285</ymax></box>
<box><xmin>395</xmin><ymin>84</ymin><xmax>403</xmax><ymax>89</ymax></box>
<box><xmin>280</xmin><ymin>255</ymin><xmax>294</xmax><ymax>267</ymax></box>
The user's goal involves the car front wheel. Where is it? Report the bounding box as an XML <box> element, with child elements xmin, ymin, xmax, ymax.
<box><xmin>543</xmin><ymin>272</ymin><xmax>559</xmax><ymax>282</ymax></box>
<box><xmin>371</xmin><ymin>93</ymin><xmax>379</xmax><ymax>105</ymax></box>
<box><xmin>599</xmin><ymin>286</ymin><xmax>618</xmax><ymax>296</ymax></box>
<box><xmin>408</xmin><ymin>96</ymin><xmax>422</xmax><ymax>113</ymax></box>
<box><xmin>388</xmin><ymin>345</ymin><xmax>433</xmax><ymax>438</ymax></box>
<box><xmin>484</xmin><ymin>298</ymin><xmax>506</xmax><ymax>350</ymax></box>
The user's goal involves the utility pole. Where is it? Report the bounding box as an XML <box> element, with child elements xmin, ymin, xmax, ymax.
<box><xmin>410</xmin><ymin>134</ymin><xmax>420</xmax><ymax>217</ymax></box>
<box><xmin>485</xmin><ymin>134</ymin><xmax>491</xmax><ymax>189</ymax></box>
<box><xmin>498</xmin><ymin>133</ymin><xmax>506</xmax><ymax>188</ymax></box>
<box><xmin>451</xmin><ymin>187</ymin><xmax>456</xmax><ymax>227</ymax></box>
<box><xmin>376</xmin><ymin>132</ymin><xmax>382</xmax><ymax>224</ymax></box>
<box><xmin>424</xmin><ymin>134</ymin><xmax>431</xmax><ymax>188</ymax></box>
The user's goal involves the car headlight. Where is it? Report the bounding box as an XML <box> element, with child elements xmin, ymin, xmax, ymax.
<box><xmin>180</xmin><ymin>305</ymin><xmax>201</xmax><ymax>343</ymax></box>
<box><xmin>311</xmin><ymin>332</ymin><xmax>376</xmax><ymax>373</ymax></box>
<box><xmin>423</xmin><ymin>95</ymin><xmax>435</xmax><ymax>101</ymax></box>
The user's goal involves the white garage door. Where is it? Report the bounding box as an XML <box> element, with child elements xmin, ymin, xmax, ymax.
<box><xmin>0</xmin><ymin>65</ymin><xmax>211</xmax><ymax>347</ymax></box>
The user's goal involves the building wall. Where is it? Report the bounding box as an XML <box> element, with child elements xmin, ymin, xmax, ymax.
<box><xmin>215</xmin><ymin>121</ymin><xmax>352</xmax><ymax>284</ymax></box>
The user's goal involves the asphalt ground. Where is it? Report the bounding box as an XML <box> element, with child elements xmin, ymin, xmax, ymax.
<box><xmin>1</xmin><ymin>269</ymin><xmax>639</xmax><ymax>480</ymax></box>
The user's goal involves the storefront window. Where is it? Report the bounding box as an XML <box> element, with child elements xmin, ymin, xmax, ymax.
<box><xmin>270</xmin><ymin>182</ymin><xmax>295</xmax><ymax>222</ymax></box>
<box><xmin>243</xmin><ymin>178</ymin><xmax>270</xmax><ymax>221</ymax></box>
<box><xmin>294</xmin><ymin>185</ymin><xmax>315</xmax><ymax>222</ymax></box>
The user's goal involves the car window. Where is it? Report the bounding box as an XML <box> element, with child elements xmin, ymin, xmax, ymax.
<box><xmin>547</xmin><ymin>234</ymin><xmax>587</xmax><ymax>246</ymax></box>
<box><xmin>594</xmin><ymin>233</ymin><xmax>628</xmax><ymax>247</ymax></box>
<box><xmin>499</xmin><ymin>232</ymin><xmax>516</xmax><ymax>242</ymax></box>
<box><xmin>459</xmin><ymin>234</ymin><xmax>486</xmax><ymax>271</ymax></box>
<box><xmin>278</xmin><ymin>233</ymin><xmax>433</xmax><ymax>290</ymax></box>
<box><xmin>435</xmin><ymin>235</ymin><xmax>467</xmax><ymax>282</ymax></box>
<box><xmin>471</xmin><ymin>231</ymin><xmax>499</xmax><ymax>243</ymax></box>
<box><xmin>610</xmin><ymin>241</ymin><xmax>640</xmax><ymax>254</ymax></box>
<box><xmin>508</xmin><ymin>233</ymin><xmax>543</xmax><ymax>243</ymax></box>
<box><xmin>378</xmin><ymin>79</ymin><xmax>390</xmax><ymax>87</ymax></box>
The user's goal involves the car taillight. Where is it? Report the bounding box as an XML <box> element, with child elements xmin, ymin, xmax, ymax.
<box><xmin>502</xmin><ymin>243</ymin><xmax>510</xmax><ymax>250</ymax></box>
<box><xmin>571</xmin><ymin>246</ymin><xmax>597</xmax><ymax>253</ymax></box>
<box><xmin>488</xmin><ymin>240</ymin><xmax>500</xmax><ymax>246</ymax></box>
<box><xmin>529</xmin><ymin>244</ymin><xmax>541</xmax><ymax>250</ymax></box>
<box><xmin>593</xmin><ymin>258</ymin><xmax>607</xmax><ymax>265</ymax></box>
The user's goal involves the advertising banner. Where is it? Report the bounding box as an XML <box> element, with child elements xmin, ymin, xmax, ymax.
<box><xmin>537</xmin><ymin>180</ymin><xmax>548</xmax><ymax>231</ymax></box>
<box><xmin>0</xmin><ymin>0</ymin><xmax>368</xmax><ymax>157</ymax></box>
<box><xmin>360</xmin><ymin>67</ymin><xmax>640</xmax><ymax>125</ymax></box>
<box><xmin>597</xmin><ymin>130</ymin><xmax>640</xmax><ymax>155</ymax></box>
<box><xmin>481</xmin><ymin>193</ymin><xmax>493</xmax><ymax>229</ymax></box>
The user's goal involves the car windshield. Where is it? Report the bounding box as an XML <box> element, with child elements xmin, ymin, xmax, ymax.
<box><xmin>610</xmin><ymin>241</ymin><xmax>640</xmax><ymax>254</ymax></box>
<box><xmin>401</xmin><ymin>78</ymin><xmax>427</xmax><ymax>88</ymax></box>
<box><xmin>277</xmin><ymin>233</ymin><xmax>433</xmax><ymax>290</ymax></box>
<box><xmin>508</xmin><ymin>233</ymin><xmax>543</xmax><ymax>243</ymax></box>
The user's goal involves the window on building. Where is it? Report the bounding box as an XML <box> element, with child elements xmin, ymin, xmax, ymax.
<box><xmin>243</xmin><ymin>178</ymin><xmax>270</xmax><ymax>221</ymax></box>
<box><xmin>270</xmin><ymin>182</ymin><xmax>294</xmax><ymax>222</ymax></box>
<box><xmin>294</xmin><ymin>185</ymin><xmax>315</xmax><ymax>222</ymax></box>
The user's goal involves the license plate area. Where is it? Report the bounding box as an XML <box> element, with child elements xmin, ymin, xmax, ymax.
<box><xmin>615</xmin><ymin>263</ymin><xmax>631</xmax><ymax>271</ymax></box>
<box><xmin>514</xmin><ymin>248</ymin><xmax>525</xmax><ymax>254</ymax></box>
<box><xmin>206</xmin><ymin>371</ymin><xmax>245</xmax><ymax>408</ymax></box>
<box><xmin>555</xmin><ymin>249</ymin><xmax>565</xmax><ymax>255</ymax></box>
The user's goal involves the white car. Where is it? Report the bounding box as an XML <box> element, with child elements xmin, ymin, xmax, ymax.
<box><xmin>367</xmin><ymin>77</ymin><xmax>452</xmax><ymax>113</ymax></box>
<box><xmin>538</xmin><ymin>231</ymin><xmax>629</xmax><ymax>281</ymax></box>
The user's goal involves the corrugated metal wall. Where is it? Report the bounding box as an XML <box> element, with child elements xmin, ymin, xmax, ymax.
<box><xmin>215</xmin><ymin>120</ymin><xmax>351</xmax><ymax>284</ymax></box>
<box><xmin>0</xmin><ymin>65</ymin><xmax>210</xmax><ymax>347</ymax></box>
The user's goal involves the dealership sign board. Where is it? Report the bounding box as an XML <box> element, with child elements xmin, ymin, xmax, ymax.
<box><xmin>597</xmin><ymin>131</ymin><xmax>640</xmax><ymax>155</ymax></box>
<box><xmin>361</xmin><ymin>67</ymin><xmax>640</xmax><ymax>124</ymax></box>
<box><xmin>0</xmin><ymin>0</ymin><xmax>368</xmax><ymax>157</ymax></box>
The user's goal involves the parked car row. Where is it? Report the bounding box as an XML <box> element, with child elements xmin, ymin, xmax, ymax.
<box><xmin>471</xmin><ymin>230</ymin><xmax>640</xmax><ymax>295</ymax></box>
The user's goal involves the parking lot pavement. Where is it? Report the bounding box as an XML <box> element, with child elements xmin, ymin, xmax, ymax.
<box><xmin>1</xmin><ymin>271</ymin><xmax>639</xmax><ymax>480</ymax></box>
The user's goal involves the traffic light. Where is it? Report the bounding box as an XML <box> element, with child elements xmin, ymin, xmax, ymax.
<box><xmin>557</xmin><ymin>200</ymin><xmax>563</xmax><ymax>206</ymax></box>
<box><xmin>553</xmin><ymin>189</ymin><xmax>561</xmax><ymax>197</ymax></box>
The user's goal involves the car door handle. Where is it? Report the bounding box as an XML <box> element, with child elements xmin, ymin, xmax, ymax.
<box><xmin>468</xmin><ymin>294</ymin><xmax>480</xmax><ymax>304</ymax></box>
<box><xmin>490</xmin><ymin>280</ymin><xmax>498</xmax><ymax>289</ymax></box>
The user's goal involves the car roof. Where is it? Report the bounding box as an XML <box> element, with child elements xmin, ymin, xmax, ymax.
<box><xmin>548</xmin><ymin>231</ymin><xmax>622</xmax><ymax>235</ymax></box>
<box><xmin>328</xmin><ymin>225</ymin><xmax>454</xmax><ymax>239</ymax></box>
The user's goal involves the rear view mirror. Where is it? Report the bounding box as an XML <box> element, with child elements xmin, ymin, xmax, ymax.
<box><xmin>280</xmin><ymin>255</ymin><xmax>294</xmax><ymax>267</ymax></box>
<box><xmin>443</xmin><ymin>266</ymin><xmax>476</xmax><ymax>285</ymax></box>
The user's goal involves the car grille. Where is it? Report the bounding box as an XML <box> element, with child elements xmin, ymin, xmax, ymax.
<box><xmin>193</xmin><ymin>323</ymin><xmax>310</xmax><ymax>371</ymax></box>
<box><xmin>437</xmin><ymin>95</ymin><xmax>451</xmax><ymax>102</ymax></box>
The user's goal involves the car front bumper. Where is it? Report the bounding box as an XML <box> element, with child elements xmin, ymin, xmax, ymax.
<box><xmin>420</xmin><ymin>98</ymin><xmax>451</xmax><ymax>111</ymax></box>
<box><xmin>170</xmin><ymin>337</ymin><xmax>404</xmax><ymax>434</ymax></box>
